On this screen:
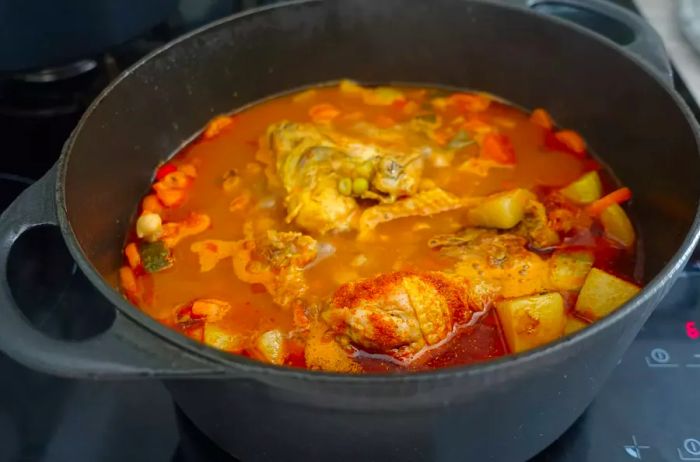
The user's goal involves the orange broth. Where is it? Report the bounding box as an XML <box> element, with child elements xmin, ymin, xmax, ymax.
<box><xmin>119</xmin><ymin>82</ymin><xmax>640</xmax><ymax>372</ymax></box>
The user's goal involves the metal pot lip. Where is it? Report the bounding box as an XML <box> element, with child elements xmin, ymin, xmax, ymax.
<box><xmin>55</xmin><ymin>0</ymin><xmax>700</xmax><ymax>384</ymax></box>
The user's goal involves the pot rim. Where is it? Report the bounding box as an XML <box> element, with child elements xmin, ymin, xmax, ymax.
<box><xmin>55</xmin><ymin>0</ymin><xmax>700</xmax><ymax>383</ymax></box>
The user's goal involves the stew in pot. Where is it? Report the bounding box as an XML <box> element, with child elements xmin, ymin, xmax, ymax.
<box><xmin>118</xmin><ymin>81</ymin><xmax>641</xmax><ymax>373</ymax></box>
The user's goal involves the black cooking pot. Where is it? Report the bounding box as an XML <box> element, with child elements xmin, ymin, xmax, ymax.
<box><xmin>0</xmin><ymin>1</ymin><xmax>698</xmax><ymax>460</ymax></box>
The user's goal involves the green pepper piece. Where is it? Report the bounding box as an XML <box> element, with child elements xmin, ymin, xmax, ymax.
<box><xmin>447</xmin><ymin>130</ymin><xmax>475</xmax><ymax>149</ymax></box>
<box><xmin>139</xmin><ymin>240</ymin><xmax>173</xmax><ymax>273</ymax></box>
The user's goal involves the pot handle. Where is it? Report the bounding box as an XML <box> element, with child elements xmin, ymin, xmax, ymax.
<box><xmin>526</xmin><ymin>0</ymin><xmax>673</xmax><ymax>86</ymax></box>
<box><xmin>0</xmin><ymin>166</ymin><xmax>227</xmax><ymax>379</ymax></box>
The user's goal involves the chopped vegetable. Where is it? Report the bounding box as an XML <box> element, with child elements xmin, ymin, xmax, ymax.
<box><xmin>309</xmin><ymin>103</ymin><xmax>340</xmax><ymax>123</ymax></box>
<box><xmin>153</xmin><ymin>185</ymin><xmax>186</xmax><ymax>207</ymax></box>
<box><xmin>480</xmin><ymin>133</ymin><xmax>516</xmax><ymax>165</ymax></box>
<box><xmin>495</xmin><ymin>292</ymin><xmax>566</xmax><ymax>353</ymax></box>
<box><xmin>575</xmin><ymin>268</ymin><xmax>640</xmax><ymax>320</ymax></box>
<box><xmin>447</xmin><ymin>130</ymin><xmax>475</xmax><ymax>149</ymax></box>
<box><xmin>352</xmin><ymin>177</ymin><xmax>369</xmax><ymax>195</ymax></box>
<box><xmin>305</xmin><ymin>323</ymin><xmax>360</xmax><ymax>373</ymax></box>
<box><xmin>136</xmin><ymin>213</ymin><xmax>163</xmax><ymax>242</ymax></box>
<box><xmin>339</xmin><ymin>79</ymin><xmax>363</xmax><ymax>94</ymax></box>
<box><xmin>155</xmin><ymin>163</ymin><xmax>177</xmax><ymax>181</ymax></box>
<box><xmin>178</xmin><ymin>164</ymin><xmax>197</xmax><ymax>178</ymax></box>
<box><xmin>565</xmin><ymin>317</ymin><xmax>588</xmax><ymax>335</ymax></box>
<box><xmin>467</xmin><ymin>189</ymin><xmax>535</xmax><ymax>229</ymax></box>
<box><xmin>203</xmin><ymin>115</ymin><xmax>236</xmax><ymax>139</ymax></box>
<box><xmin>124</xmin><ymin>243</ymin><xmax>141</xmax><ymax>269</ymax></box>
<box><xmin>256</xmin><ymin>329</ymin><xmax>287</xmax><ymax>365</ymax></box>
<box><xmin>587</xmin><ymin>187</ymin><xmax>632</xmax><ymax>216</ymax></box>
<box><xmin>141</xmin><ymin>194</ymin><xmax>162</xmax><ymax>214</ymax></box>
<box><xmin>192</xmin><ymin>299</ymin><xmax>231</xmax><ymax>322</ymax></box>
<box><xmin>530</xmin><ymin>108</ymin><xmax>554</xmax><ymax>130</ymax></box>
<box><xmin>139</xmin><ymin>240</ymin><xmax>173</xmax><ymax>273</ymax></box>
<box><xmin>560</xmin><ymin>171</ymin><xmax>603</xmax><ymax>204</ymax></box>
<box><xmin>338</xmin><ymin>177</ymin><xmax>352</xmax><ymax>196</ymax></box>
<box><xmin>204</xmin><ymin>324</ymin><xmax>245</xmax><ymax>352</ymax></box>
<box><xmin>549</xmin><ymin>249</ymin><xmax>594</xmax><ymax>291</ymax></box>
<box><xmin>292</xmin><ymin>88</ymin><xmax>317</xmax><ymax>103</ymax></box>
<box><xmin>600</xmin><ymin>203</ymin><xmax>636</xmax><ymax>248</ymax></box>
<box><xmin>119</xmin><ymin>266</ymin><xmax>138</xmax><ymax>295</ymax></box>
<box><xmin>362</xmin><ymin>87</ymin><xmax>404</xmax><ymax>106</ymax></box>
<box><xmin>447</xmin><ymin>93</ymin><xmax>491</xmax><ymax>112</ymax></box>
<box><xmin>554</xmin><ymin>130</ymin><xmax>586</xmax><ymax>155</ymax></box>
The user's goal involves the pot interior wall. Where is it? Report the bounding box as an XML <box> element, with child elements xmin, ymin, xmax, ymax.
<box><xmin>63</xmin><ymin>0</ymin><xmax>700</xmax><ymax>284</ymax></box>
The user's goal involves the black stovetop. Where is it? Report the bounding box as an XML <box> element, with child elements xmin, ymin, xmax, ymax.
<box><xmin>1</xmin><ymin>1</ymin><xmax>699</xmax><ymax>461</ymax></box>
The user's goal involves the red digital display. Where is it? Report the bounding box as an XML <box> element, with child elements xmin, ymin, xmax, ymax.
<box><xmin>686</xmin><ymin>321</ymin><xmax>699</xmax><ymax>340</ymax></box>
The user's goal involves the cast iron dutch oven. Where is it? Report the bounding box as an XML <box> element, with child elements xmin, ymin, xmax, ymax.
<box><xmin>0</xmin><ymin>1</ymin><xmax>698</xmax><ymax>460</ymax></box>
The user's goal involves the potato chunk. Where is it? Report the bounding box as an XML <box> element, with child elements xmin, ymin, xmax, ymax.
<box><xmin>204</xmin><ymin>324</ymin><xmax>245</xmax><ymax>352</ymax></box>
<box><xmin>467</xmin><ymin>189</ymin><xmax>535</xmax><ymax>229</ymax></box>
<box><xmin>549</xmin><ymin>249</ymin><xmax>594</xmax><ymax>291</ymax></box>
<box><xmin>574</xmin><ymin>268</ymin><xmax>640</xmax><ymax>320</ymax></box>
<box><xmin>560</xmin><ymin>171</ymin><xmax>602</xmax><ymax>204</ymax></box>
<box><xmin>599</xmin><ymin>204</ymin><xmax>635</xmax><ymax>248</ymax></box>
<box><xmin>495</xmin><ymin>292</ymin><xmax>566</xmax><ymax>353</ymax></box>
<box><xmin>564</xmin><ymin>317</ymin><xmax>588</xmax><ymax>335</ymax></box>
<box><xmin>255</xmin><ymin>330</ymin><xmax>287</xmax><ymax>365</ymax></box>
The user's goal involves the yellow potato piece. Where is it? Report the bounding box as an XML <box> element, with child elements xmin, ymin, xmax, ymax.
<box><xmin>305</xmin><ymin>323</ymin><xmax>361</xmax><ymax>373</ymax></box>
<box><xmin>495</xmin><ymin>292</ymin><xmax>566</xmax><ymax>353</ymax></box>
<box><xmin>255</xmin><ymin>330</ymin><xmax>287</xmax><ymax>365</ymax></box>
<box><xmin>600</xmin><ymin>203</ymin><xmax>636</xmax><ymax>248</ymax></box>
<box><xmin>467</xmin><ymin>189</ymin><xmax>535</xmax><ymax>229</ymax></box>
<box><xmin>560</xmin><ymin>171</ymin><xmax>602</xmax><ymax>204</ymax></box>
<box><xmin>564</xmin><ymin>317</ymin><xmax>589</xmax><ymax>335</ymax></box>
<box><xmin>574</xmin><ymin>268</ymin><xmax>640</xmax><ymax>320</ymax></box>
<box><xmin>204</xmin><ymin>324</ymin><xmax>245</xmax><ymax>352</ymax></box>
<box><xmin>549</xmin><ymin>249</ymin><xmax>594</xmax><ymax>291</ymax></box>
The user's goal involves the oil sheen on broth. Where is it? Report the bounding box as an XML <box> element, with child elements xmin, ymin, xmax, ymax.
<box><xmin>119</xmin><ymin>81</ymin><xmax>641</xmax><ymax>373</ymax></box>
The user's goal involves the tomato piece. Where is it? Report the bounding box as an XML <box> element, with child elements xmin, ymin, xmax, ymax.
<box><xmin>155</xmin><ymin>164</ymin><xmax>177</xmax><ymax>181</ymax></box>
<box><xmin>481</xmin><ymin>133</ymin><xmax>516</xmax><ymax>165</ymax></box>
<box><xmin>530</xmin><ymin>108</ymin><xmax>554</xmax><ymax>130</ymax></box>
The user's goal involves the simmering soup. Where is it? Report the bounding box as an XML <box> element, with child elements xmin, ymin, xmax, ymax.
<box><xmin>119</xmin><ymin>81</ymin><xmax>641</xmax><ymax>373</ymax></box>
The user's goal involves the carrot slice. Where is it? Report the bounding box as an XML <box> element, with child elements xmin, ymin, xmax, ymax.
<box><xmin>530</xmin><ymin>108</ymin><xmax>554</xmax><ymax>130</ymax></box>
<box><xmin>203</xmin><ymin>115</ymin><xmax>236</xmax><ymax>139</ymax></box>
<box><xmin>119</xmin><ymin>266</ymin><xmax>138</xmax><ymax>295</ymax></box>
<box><xmin>155</xmin><ymin>164</ymin><xmax>177</xmax><ymax>181</ymax></box>
<box><xmin>124</xmin><ymin>243</ymin><xmax>141</xmax><ymax>269</ymax></box>
<box><xmin>480</xmin><ymin>133</ymin><xmax>517</xmax><ymax>165</ymax></box>
<box><xmin>447</xmin><ymin>93</ymin><xmax>491</xmax><ymax>112</ymax></box>
<box><xmin>141</xmin><ymin>194</ymin><xmax>163</xmax><ymax>214</ymax></box>
<box><xmin>587</xmin><ymin>187</ymin><xmax>632</xmax><ymax>216</ymax></box>
<box><xmin>555</xmin><ymin>130</ymin><xmax>586</xmax><ymax>155</ymax></box>
<box><xmin>309</xmin><ymin>103</ymin><xmax>340</xmax><ymax>123</ymax></box>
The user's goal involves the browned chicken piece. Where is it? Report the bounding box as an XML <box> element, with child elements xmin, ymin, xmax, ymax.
<box><xmin>231</xmin><ymin>229</ymin><xmax>318</xmax><ymax>308</ymax></box>
<box><xmin>435</xmin><ymin>231</ymin><xmax>551</xmax><ymax>304</ymax></box>
<box><xmin>512</xmin><ymin>199</ymin><xmax>560</xmax><ymax>250</ymax></box>
<box><xmin>260</xmin><ymin>121</ymin><xmax>426</xmax><ymax>233</ymax></box>
<box><xmin>322</xmin><ymin>271</ymin><xmax>474</xmax><ymax>362</ymax></box>
<box><xmin>358</xmin><ymin>188</ymin><xmax>480</xmax><ymax>239</ymax></box>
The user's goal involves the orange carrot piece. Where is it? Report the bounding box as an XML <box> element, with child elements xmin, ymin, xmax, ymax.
<box><xmin>153</xmin><ymin>185</ymin><xmax>186</xmax><ymax>207</ymax></box>
<box><xmin>124</xmin><ymin>243</ymin><xmax>141</xmax><ymax>269</ymax></box>
<box><xmin>480</xmin><ymin>133</ymin><xmax>517</xmax><ymax>165</ymax></box>
<box><xmin>309</xmin><ymin>103</ymin><xmax>340</xmax><ymax>123</ymax></box>
<box><xmin>587</xmin><ymin>187</ymin><xmax>632</xmax><ymax>216</ymax></box>
<box><xmin>530</xmin><ymin>108</ymin><xmax>554</xmax><ymax>130</ymax></box>
<box><xmin>203</xmin><ymin>115</ymin><xmax>235</xmax><ymax>139</ymax></box>
<box><xmin>119</xmin><ymin>266</ymin><xmax>138</xmax><ymax>295</ymax></box>
<box><xmin>555</xmin><ymin>130</ymin><xmax>586</xmax><ymax>155</ymax></box>
<box><xmin>447</xmin><ymin>93</ymin><xmax>491</xmax><ymax>112</ymax></box>
<box><xmin>141</xmin><ymin>194</ymin><xmax>163</xmax><ymax>214</ymax></box>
